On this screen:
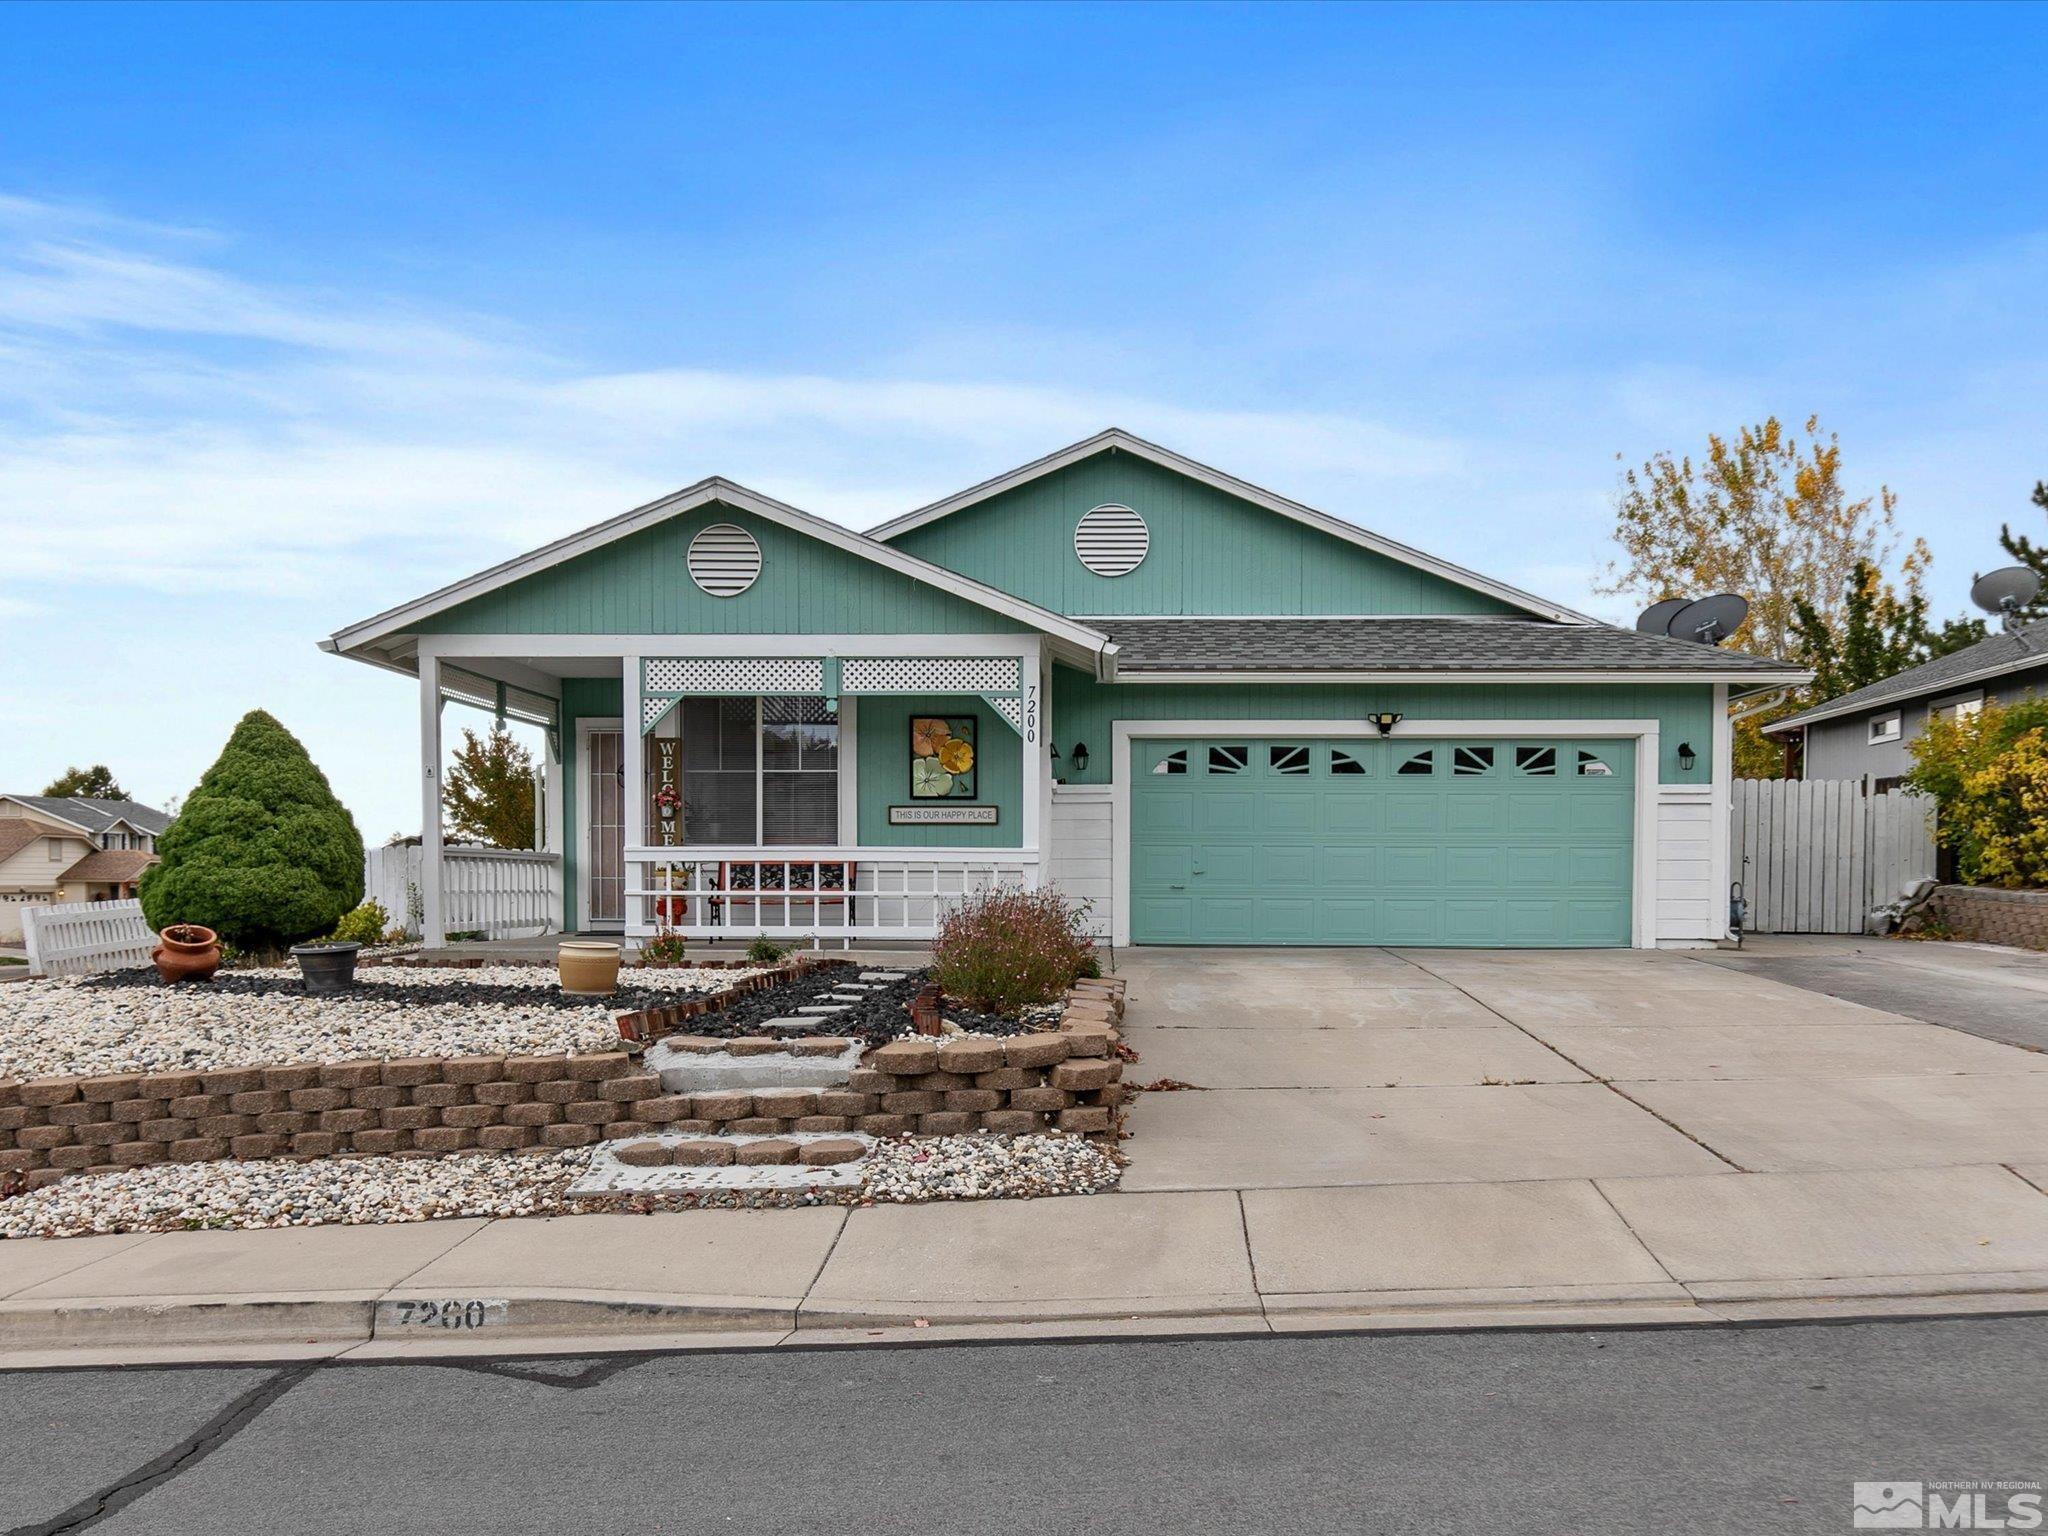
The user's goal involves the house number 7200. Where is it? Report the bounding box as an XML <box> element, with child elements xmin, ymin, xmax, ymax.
<box><xmin>385</xmin><ymin>1298</ymin><xmax>508</xmax><ymax>1331</ymax></box>
<box><xmin>1024</xmin><ymin>681</ymin><xmax>1039</xmax><ymax>745</ymax></box>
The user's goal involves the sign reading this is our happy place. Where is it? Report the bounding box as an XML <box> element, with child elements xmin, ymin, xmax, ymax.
<box><xmin>888</xmin><ymin>804</ymin><xmax>999</xmax><ymax>825</ymax></box>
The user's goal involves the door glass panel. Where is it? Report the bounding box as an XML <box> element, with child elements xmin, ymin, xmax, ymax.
<box><xmin>1269</xmin><ymin>745</ymin><xmax>1310</xmax><ymax>776</ymax></box>
<box><xmin>1452</xmin><ymin>746</ymin><xmax>1494</xmax><ymax>776</ymax></box>
<box><xmin>1514</xmin><ymin>745</ymin><xmax>1557</xmax><ymax>776</ymax></box>
<box><xmin>584</xmin><ymin>728</ymin><xmax>624</xmax><ymax>924</ymax></box>
<box><xmin>1576</xmin><ymin>750</ymin><xmax>1613</xmax><ymax>777</ymax></box>
<box><xmin>1397</xmin><ymin>748</ymin><xmax>1436</xmax><ymax>776</ymax></box>
<box><xmin>1207</xmin><ymin>745</ymin><xmax>1249</xmax><ymax>775</ymax></box>
<box><xmin>1329</xmin><ymin>747</ymin><xmax>1368</xmax><ymax>776</ymax></box>
<box><xmin>1151</xmin><ymin>748</ymin><xmax>1188</xmax><ymax>775</ymax></box>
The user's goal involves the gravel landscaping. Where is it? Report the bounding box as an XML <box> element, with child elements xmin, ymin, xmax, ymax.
<box><xmin>0</xmin><ymin>964</ymin><xmax>767</xmax><ymax>1080</ymax></box>
<box><xmin>0</xmin><ymin>1133</ymin><xmax>1123</xmax><ymax>1237</ymax></box>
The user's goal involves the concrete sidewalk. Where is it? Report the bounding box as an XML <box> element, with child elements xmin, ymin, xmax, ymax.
<box><xmin>6</xmin><ymin>1161</ymin><xmax>2048</xmax><ymax>1366</ymax></box>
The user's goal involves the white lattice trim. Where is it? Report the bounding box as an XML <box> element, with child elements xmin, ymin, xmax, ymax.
<box><xmin>642</xmin><ymin>695</ymin><xmax>679</xmax><ymax>732</ymax></box>
<box><xmin>842</xmin><ymin>656</ymin><xmax>1021</xmax><ymax>694</ymax></box>
<box><xmin>643</xmin><ymin>657</ymin><xmax>825</xmax><ymax>695</ymax></box>
<box><xmin>988</xmin><ymin>696</ymin><xmax>1025</xmax><ymax>732</ymax></box>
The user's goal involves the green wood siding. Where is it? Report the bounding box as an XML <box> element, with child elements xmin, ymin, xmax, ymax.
<box><xmin>855</xmin><ymin>697</ymin><xmax>1021</xmax><ymax>848</ymax></box>
<box><xmin>1050</xmin><ymin>671</ymin><xmax>1714</xmax><ymax>786</ymax></box>
<box><xmin>887</xmin><ymin>450</ymin><xmax>1521</xmax><ymax>618</ymax></box>
<box><xmin>419</xmin><ymin>504</ymin><xmax>1031</xmax><ymax>636</ymax></box>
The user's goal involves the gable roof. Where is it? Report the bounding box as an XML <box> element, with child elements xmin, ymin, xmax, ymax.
<box><xmin>866</xmin><ymin>429</ymin><xmax>1599</xmax><ymax>626</ymax></box>
<box><xmin>0</xmin><ymin>822</ymin><xmax>46</xmax><ymax>863</ymax></box>
<box><xmin>1100</xmin><ymin>616</ymin><xmax>1809</xmax><ymax>682</ymax></box>
<box><xmin>61</xmin><ymin>848</ymin><xmax>159</xmax><ymax>885</ymax></box>
<box><xmin>1</xmin><ymin>796</ymin><xmax>170</xmax><ymax>838</ymax></box>
<box><xmin>323</xmin><ymin>477</ymin><xmax>1117</xmax><ymax>676</ymax></box>
<box><xmin>1768</xmin><ymin>619</ymin><xmax>2048</xmax><ymax>734</ymax></box>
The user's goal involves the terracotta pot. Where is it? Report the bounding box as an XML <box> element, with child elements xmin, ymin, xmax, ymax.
<box><xmin>152</xmin><ymin>924</ymin><xmax>221</xmax><ymax>984</ymax></box>
<box><xmin>559</xmin><ymin>940</ymin><xmax>622</xmax><ymax>996</ymax></box>
<box><xmin>290</xmin><ymin>941</ymin><xmax>362</xmax><ymax>995</ymax></box>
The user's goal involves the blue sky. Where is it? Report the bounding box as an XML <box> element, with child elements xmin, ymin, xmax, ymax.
<box><xmin>2</xmin><ymin>2</ymin><xmax>2045</xmax><ymax>838</ymax></box>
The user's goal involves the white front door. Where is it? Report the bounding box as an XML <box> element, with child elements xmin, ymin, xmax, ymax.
<box><xmin>578</xmin><ymin>719</ymin><xmax>625</xmax><ymax>930</ymax></box>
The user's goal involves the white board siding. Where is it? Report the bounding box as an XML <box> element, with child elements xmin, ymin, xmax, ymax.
<box><xmin>1655</xmin><ymin>788</ymin><xmax>1721</xmax><ymax>944</ymax></box>
<box><xmin>1050</xmin><ymin>785</ymin><xmax>1113</xmax><ymax>937</ymax></box>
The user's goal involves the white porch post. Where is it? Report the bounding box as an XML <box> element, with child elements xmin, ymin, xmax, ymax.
<box><xmin>1024</xmin><ymin>640</ymin><xmax>1049</xmax><ymax>876</ymax></box>
<box><xmin>621</xmin><ymin>651</ymin><xmax>645</xmax><ymax>935</ymax></box>
<box><xmin>418</xmin><ymin>650</ymin><xmax>446</xmax><ymax>948</ymax></box>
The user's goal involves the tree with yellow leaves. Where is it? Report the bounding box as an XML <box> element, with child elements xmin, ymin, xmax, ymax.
<box><xmin>1598</xmin><ymin>416</ymin><xmax>1931</xmax><ymax>777</ymax></box>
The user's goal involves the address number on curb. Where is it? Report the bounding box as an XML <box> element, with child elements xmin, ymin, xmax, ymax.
<box><xmin>380</xmin><ymin>1298</ymin><xmax>510</xmax><ymax>1331</ymax></box>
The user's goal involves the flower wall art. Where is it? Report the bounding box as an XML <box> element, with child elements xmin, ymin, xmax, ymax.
<box><xmin>910</xmin><ymin>714</ymin><xmax>978</xmax><ymax>798</ymax></box>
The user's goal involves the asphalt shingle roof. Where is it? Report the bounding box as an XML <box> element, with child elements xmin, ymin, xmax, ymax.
<box><xmin>1098</xmin><ymin>617</ymin><xmax>1802</xmax><ymax>677</ymax></box>
<box><xmin>1</xmin><ymin>796</ymin><xmax>172</xmax><ymax>837</ymax></box>
<box><xmin>59</xmin><ymin>848</ymin><xmax>160</xmax><ymax>884</ymax></box>
<box><xmin>1771</xmin><ymin>619</ymin><xmax>2048</xmax><ymax>731</ymax></box>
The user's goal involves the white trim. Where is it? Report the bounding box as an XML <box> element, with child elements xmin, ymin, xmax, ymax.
<box><xmin>622</xmin><ymin>654</ymin><xmax>645</xmax><ymax>911</ymax></box>
<box><xmin>414</xmin><ymin>633</ymin><xmax>1051</xmax><ymax>660</ymax></box>
<box><xmin>867</xmin><ymin>428</ymin><xmax>1598</xmax><ymax>626</ymax></box>
<box><xmin>1112</xmin><ymin>668</ymin><xmax>1811</xmax><ymax>685</ymax></box>
<box><xmin>419</xmin><ymin>655</ymin><xmax>445</xmax><ymax>948</ymax></box>
<box><xmin>1710</xmin><ymin>682</ymin><xmax>1732</xmax><ymax>942</ymax></box>
<box><xmin>1867</xmin><ymin>711</ymin><xmax>1903</xmax><ymax>743</ymax></box>
<box><xmin>1107</xmin><ymin>718</ymin><xmax>1663</xmax><ymax>950</ymax></box>
<box><xmin>575</xmin><ymin>715</ymin><xmax>625</xmax><ymax>932</ymax></box>
<box><xmin>326</xmin><ymin>477</ymin><xmax>1113</xmax><ymax>668</ymax></box>
<box><xmin>837</xmin><ymin>696</ymin><xmax>860</xmax><ymax>846</ymax></box>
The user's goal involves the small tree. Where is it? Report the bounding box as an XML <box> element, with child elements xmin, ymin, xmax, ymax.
<box><xmin>1905</xmin><ymin>698</ymin><xmax>2048</xmax><ymax>887</ymax></box>
<box><xmin>1994</xmin><ymin>480</ymin><xmax>2048</xmax><ymax>624</ymax></box>
<box><xmin>139</xmin><ymin>711</ymin><xmax>365</xmax><ymax>955</ymax></box>
<box><xmin>1791</xmin><ymin>560</ymin><xmax>1930</xmax><ymax>703</ymax></box>
<box><xmin>43</xmin><ymin>764</ymin><xmax>126</xmax><ymax>798</ymax></box>
<box><xmin>443</xmin><ymin>728</ymin><xmax>536</xmax><ymax>848</ymax></box>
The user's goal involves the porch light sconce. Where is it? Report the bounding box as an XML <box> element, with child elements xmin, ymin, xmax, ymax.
<box><xmin>1069</xmin><ymin>742</ymin><xmax>1090</xmax><ymax>773</ymax></box>
<box><xmin>1366</xmin><ymin>712</ymin><xmax>1404</xmax><ymax>737</ymax></box>
<box><xmin>1678</xmin><ymin>741</ymin><xmax>1697</xmax><ymax>771</ymax></box>
<box><xmin>1049</xmin><ymin>743</ymin><xmax>1062</xmax><ymax>764</ymax></box>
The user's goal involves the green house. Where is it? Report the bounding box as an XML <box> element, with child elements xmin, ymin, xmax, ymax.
<box><xmin>325</xmin><ymin>430</ymin><xmax>1803</xmax><ymax>949</ymax></box>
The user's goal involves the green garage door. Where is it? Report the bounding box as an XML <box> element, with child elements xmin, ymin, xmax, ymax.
<box><xmin>1129</xmin><ymin>737</ymin><xmax>1634</xmax><ymax>947</ymax></box>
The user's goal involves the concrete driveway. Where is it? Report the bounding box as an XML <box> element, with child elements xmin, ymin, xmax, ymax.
<box><xmin>1117</xmin><ymin>943</ymin><xmax>2048</xmax><ymax>1192</ymax></box>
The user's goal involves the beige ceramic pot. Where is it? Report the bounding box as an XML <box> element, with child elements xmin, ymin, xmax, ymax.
<box><xmin>557</xmin><ymin>940</ymin><xmax>623</xmax><ymax>996</ymax></box>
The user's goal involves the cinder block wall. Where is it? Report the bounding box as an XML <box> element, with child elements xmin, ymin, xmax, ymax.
<box><xmin>1924</xmin><ymin>885</ymin><xmax>2048</xmax><ymax>951</ymax></box>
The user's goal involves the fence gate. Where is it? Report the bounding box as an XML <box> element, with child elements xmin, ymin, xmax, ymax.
<box><xmin>1730</xmin><ymin>779</ymin><xmax>1936</xmax><ymax>934</ymax></box>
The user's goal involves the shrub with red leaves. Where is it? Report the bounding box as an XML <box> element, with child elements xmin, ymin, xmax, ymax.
<box><xmin>930</xmin><ymin>886</ymin><xmax>1097</xmax><ymax>1017</ymax></box>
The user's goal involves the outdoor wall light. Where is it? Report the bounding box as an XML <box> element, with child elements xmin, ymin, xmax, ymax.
<box><xmin>1070</xmin><ymin>742</ymin><xmax>1090</xmax><ymax>772</ymax></box>
<box><xmin>1678</xmin><ymin>741</ymin><xmax>1697</xmax><ymax>771</ymax></box>
<box><xmin>1366</xmin><ymin>712</ymin><xmax>1404</xmax><ymax>737</ymax></box>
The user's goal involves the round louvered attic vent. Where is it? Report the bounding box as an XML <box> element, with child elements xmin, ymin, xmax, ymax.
<box><xmin>1074</xmin><ymin>503</ymin><xmax>1149</xmax><ymax>576</ymax></box>
<box><xmin>686</xmin><ymin>523</ymin><xmax>762</xmax><ymax>597</ymax></box>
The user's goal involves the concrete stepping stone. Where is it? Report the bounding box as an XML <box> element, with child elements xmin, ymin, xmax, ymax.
<box><xmin>570</xmin><ymin>1131</ymin><xmax>875</xmax><ymax>1194</ymax></box>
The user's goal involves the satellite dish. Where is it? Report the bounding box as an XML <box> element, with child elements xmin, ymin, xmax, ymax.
<box><xmin>1636</xmin><ymin>598</ymin><xmax>1689</xmax><ymax>635</ymax></box>
<box><xmin>1666</xmin><ymin>593</ymin><xmax>1749</xmax><ymax>646</ymax></box>
<box><xmin>1970</xmin><ymin>566</ymin><xmax>2041</xmax><ymax>632</ymax></box>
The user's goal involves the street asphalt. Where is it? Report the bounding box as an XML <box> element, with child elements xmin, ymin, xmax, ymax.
<box><xmin>5</xmin><ymin>1317</ymin><xmax>2043</xmax><ymax>1535</ymax></box>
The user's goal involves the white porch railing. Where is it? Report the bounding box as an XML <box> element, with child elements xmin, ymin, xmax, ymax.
<box><xmin>22</xmin><ymin>898</ymin><xmax>154</xmax><ymax>977</ymax></box>
<box><xmin>626</xmin><ymin>846</ymin><xmax>1040</xmax><ymax>939</ymax></box>
<box><xmin>366</xmin><ymin>845</ymin><xmax>561</xmax><ymax>940</ymax></box>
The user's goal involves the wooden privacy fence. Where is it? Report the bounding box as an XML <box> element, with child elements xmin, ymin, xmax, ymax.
<box><xmin>1731</xmin><ymin>779</ymin><xmax>1936</xmax><ymax>934</ymax></box>
<box><xmin>363</xmin><ymin>845</ymin><xmax>560</xmax><ymax>940</ymax></box>
<box><xmin>21</xmin><ymin>898</ymin><xmax>155</xmax><ymax>977</ymax></box>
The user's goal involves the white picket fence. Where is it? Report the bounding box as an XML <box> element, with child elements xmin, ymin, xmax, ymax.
<box><xmin>363</xmin><ymin>845</ymin><xmax>560</xmax><ymax>940</ymax></box>
<box><xmin>21</xmin><ymin>898</ymin><xmax>155</xmax><ymax>977</ymax></box>
<box><xmin>1731</xmin><ymin>779</ymin><xmax>1936</xmax><ymax>934</ymax></box>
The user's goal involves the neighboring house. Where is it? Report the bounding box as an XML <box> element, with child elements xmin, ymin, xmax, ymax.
<box><xmin>324</xmin><ymin>429</ymin><xmax>1806</xmax><ymax>950</ymax></box>
<box><xmin>1766</xmin><ymin>620</ymin><xmax>2048</xmax><ymax>788</ymax></box>
<box><xmin>0</xmin><ymin>795</ymin><xmax>171</xmax><ymax>942</ymax></box>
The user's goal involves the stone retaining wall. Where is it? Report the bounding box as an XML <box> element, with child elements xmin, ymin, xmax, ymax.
<box><xmin>0</xmin><ymin>976</ymin><xmax>1128</xmax><ymax>1191</ymax></box>
<box><xmin>1922</xmin><ymin>885</ymin><xmax>2048</xmax><ymax>951</ymax></box>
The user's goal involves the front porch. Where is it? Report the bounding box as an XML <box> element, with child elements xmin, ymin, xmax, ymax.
<box><xmin>409</xmin><ymin>636</ymin><xmax>1053</xmax><ymax>948</ymax></box>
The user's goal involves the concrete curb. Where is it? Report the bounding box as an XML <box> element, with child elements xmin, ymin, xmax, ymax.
<box><xmin>5</xmin><ymin>1278</ymin><xmax>2047</xmax><ymax>1369</ymax></box>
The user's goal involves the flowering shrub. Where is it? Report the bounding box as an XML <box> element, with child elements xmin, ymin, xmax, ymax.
<box><xmin>639</xmin><ymin>929</ymin><xmax>689</xmax><ymax>966</ymax></box>
<box><xmin>1907</xmin><ymin>699</ymin><xmax>2048</xmax><ymax>887</ymax></box>
<box><xmin>930</xmin><ymin>886</ymin><xmax>1096</xmax><ymax>1017</ymax></box>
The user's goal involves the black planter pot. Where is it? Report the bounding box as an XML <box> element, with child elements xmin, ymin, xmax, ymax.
<box><xmin>290</xmin><ymin>941</ymin><xmax>362</xmax><ymax>995</ymax></box>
